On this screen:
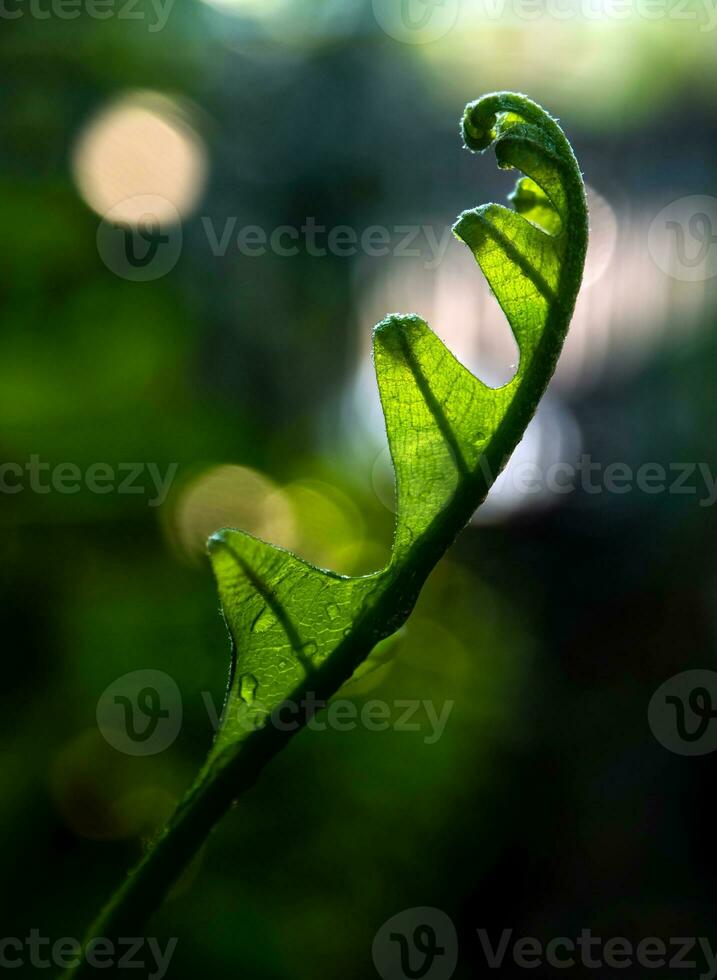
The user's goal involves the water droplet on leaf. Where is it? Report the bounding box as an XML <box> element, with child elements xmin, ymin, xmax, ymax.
<box><xmin>239</xmin><ymin>673</ymin><xmax>258</xmax><ymax>703</ymax></box>
<box><xmin>251</xmin><ymin>607</ymin><xmax>273</xmax><ymax>633</ymax></box>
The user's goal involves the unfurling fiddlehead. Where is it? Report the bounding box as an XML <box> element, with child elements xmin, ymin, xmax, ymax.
<box><xmin>65</xmin><ymin>92</ymin><xmax>588</xmax><ymax>977</ymax></box>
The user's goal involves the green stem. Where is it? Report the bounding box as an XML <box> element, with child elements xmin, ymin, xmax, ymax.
<box><xmin>63</xmin><ymin>347</ymin><xmax>568</xmax><ymax>978</ymax></box>
<box><xmin>63</xmin><ymin>91</ymin><xmax>588</xmax><ymax>978</ymax></box>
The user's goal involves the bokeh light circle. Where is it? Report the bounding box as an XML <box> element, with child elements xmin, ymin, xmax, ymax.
<box><xmin>72</xmin><ymin>92</ymin><xmax>207</xmax><ymax>226</ymax></box>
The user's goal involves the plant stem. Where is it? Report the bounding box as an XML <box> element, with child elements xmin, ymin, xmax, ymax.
<box><xmin>64</xmin><ymin>92</ymin><xmax>588</xmax><ymax>977</ymax></box>
<box><xmin>63</xmin><ymin>318</ymin><xmax>575</xmax><ymax>976</ymax></box>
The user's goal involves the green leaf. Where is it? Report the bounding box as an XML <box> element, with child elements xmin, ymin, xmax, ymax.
<box><xmin>64</xmin><ymin>92</ymin><xmax>588</xmax><ymax>974</ymax></box>
<box><xmin>205</xmin><ymin>92</ymin><xmax>588</xmax><ymax>772</ymax></box>
<box><xmin>207</xmin><ymin>535</ymin><xmax>380</xmax><ymax>754</ymax></box>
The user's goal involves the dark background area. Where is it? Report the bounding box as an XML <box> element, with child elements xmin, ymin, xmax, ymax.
<box><xmin>1</xmin><ymin>1</ymin><xmax>717</xmax><ymax>976</ymax></box>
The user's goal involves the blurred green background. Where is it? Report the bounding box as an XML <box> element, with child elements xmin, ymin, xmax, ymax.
<box><xmin>2</xmin><ymin>0</ymin><xmax>717</xmax><ymax>975</ymax></box>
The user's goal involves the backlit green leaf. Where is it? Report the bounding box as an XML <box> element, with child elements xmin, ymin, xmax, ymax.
<box><xmin>65</xmin><ymin>92</ymin><xmax>588</xmax><ymax>971</ymax></box>
<box><xmin>205</xmin><ymin>91</ymin><xmax>588</xmax><ymax>773</ymax></box>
